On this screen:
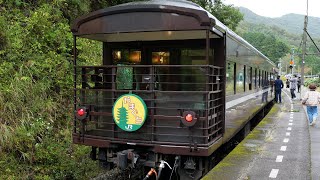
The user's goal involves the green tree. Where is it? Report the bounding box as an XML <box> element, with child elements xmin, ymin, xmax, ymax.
<box><xmin>237</xmin><ymin>22</ymin><xmax>302</xmax><ymax>47</ymax></box>
<box><xmin>303</xmin><ymin>45</ymin><xmax>320</xmax><ymax>75</ymax></box>
<box><xmin>105</xmin><ymin>0</ymin><xmax>146</xmax><ymax>6</ymax></box>
<box><xmin>0</xmin><ymin>1</ymin><xmax>105</xmax><ymax>178</ymax></box>
<box><xmin>191</xmin><ymin>0</ymin><xmax>244</xmax><ymax>31</ymax></box>
<box><xmin>117</xmin><ymin>102</ymin><xmax>129</xmax><ymax>127</ymax></box>
<box><xmin>243</xmin><ymin>32</ymin><xmax>290</xmax><ymax>62</ymax></box>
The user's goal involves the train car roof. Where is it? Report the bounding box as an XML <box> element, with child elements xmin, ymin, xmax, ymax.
<box><xmin>71</xmin><ymin>0</ymin><xmax>220</xmax><ymax>33</ymax></box>
<box><xmin>71</xmin><ymin>0</ymin><xmax>275</xmax><ymax>66</ymax></box>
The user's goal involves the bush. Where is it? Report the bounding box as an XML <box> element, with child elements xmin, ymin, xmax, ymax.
<box><xmin>304</xmin><ymin>78</ymin><xmax>320</xmax><ymax>87</ymax></box>
<box><xmin>0</xmin><ymin>1</ymin><xmax>106</xmax><ymax>179</ymax></box>
<box><xmin>0</xmin><ymin>129</ymin><xmax>105</xmax><ymax>179</ymax></box>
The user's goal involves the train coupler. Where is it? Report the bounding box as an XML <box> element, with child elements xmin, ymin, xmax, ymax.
<box><xmin>116</xmin><ymin>149</ymin><xmax>139</xmax><ymax>169</ymax></box>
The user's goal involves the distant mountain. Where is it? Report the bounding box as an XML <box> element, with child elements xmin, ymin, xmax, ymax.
<box><xmin>238</xmin><ymin>7</ymin><xmax>320</xmax><ymax>38</ymax></box>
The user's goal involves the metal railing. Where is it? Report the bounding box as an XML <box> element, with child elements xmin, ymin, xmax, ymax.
<box><xmin>74</xmin><ymin>65</ymin><xmax>224</xmax><ymax>147</ymax></box>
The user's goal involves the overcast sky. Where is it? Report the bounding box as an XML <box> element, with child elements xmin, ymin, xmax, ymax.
<box><xmin>224</xmin><ymin>0</ymin><xmax>320</xmax><ymax>18</ymax></box>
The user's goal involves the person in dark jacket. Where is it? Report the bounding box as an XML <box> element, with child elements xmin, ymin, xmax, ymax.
<box><xmin>286</xmin><ymin>79</ymin><xmax>290</xmax><ymax>88</ymax></box>
<box><xmin>297</xmin><ymin>77</ymin><xmax>301</xmax><ymax>92</ymax></box>
<box><xmin>274</xmin><ymin>75</ymin><xmax>284</xmax><ymax>103</ymax></box>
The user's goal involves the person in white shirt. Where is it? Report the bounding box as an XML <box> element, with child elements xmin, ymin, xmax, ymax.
<box><xmin>290</xmin><ymin>75</ymin><xmax>298</xmax><ymax>99</ymax></box>
<box><xmin>302</xmin><ymin>84</ymin><xmax>320</xmax><ymax>125</ymax></box>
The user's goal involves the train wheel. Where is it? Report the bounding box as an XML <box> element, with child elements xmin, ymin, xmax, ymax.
<box><xmin>98</xmin><ymin>160</ymin><xmax>113</xmax><ymax>170</ymax></box>
<box><xmin>178</xmin><ymin>158</ymin><xmax>203</xmax><ymax>180</ymax></box>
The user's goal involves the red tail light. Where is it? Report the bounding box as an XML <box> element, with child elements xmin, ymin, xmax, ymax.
<box><xmin>75</xmin><ymin>107</ymin><xmax>88</xmax><ymax>120</ymax></box>
<box><xmin>77</xmin><ymin>108</ymin><xmax>85</xmax><ymax>116</ymax></box>
<box><xmin>181</xmin><ymin>111</ymin><xmax>197</xmax><ymax>127</ymax></box>
<box><xmin>185</xmin><ymin>114</ymin><xmax>193</xmax><ymax>122</ymax></box>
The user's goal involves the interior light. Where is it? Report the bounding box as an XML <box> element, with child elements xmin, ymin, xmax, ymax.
<box><xmin>113</xmin><ymin>51</ymin><xmax>121</xmax><ymax>61</ymax></box>
<box><xmin>129</xmin><ymin>51</ymin><xmax>141</xmax><ymax>63</ymax></box>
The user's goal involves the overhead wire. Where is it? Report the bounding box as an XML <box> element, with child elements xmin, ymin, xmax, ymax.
<box><xmin>302</xmin><ymin>0</ymin><xmax>320</xmax><ymax>55</ymax></box>
<box><xmin>305</xmin><ymin>30</ymin><xmax>320</xmax><ymax>54</ymax></box>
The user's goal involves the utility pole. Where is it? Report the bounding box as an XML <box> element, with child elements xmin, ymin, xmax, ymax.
<box><xmin>300</xmin><ymin>0</ymin><xmax>308</xmax><ymax>100</ymax></box>
<box><xmin>301</xmin><ymin>15</ymin><xmax>308</xmax><ymax>86</ymax></box>
<box><xmin>301</xmin><ymin>0</ymin><xmax>308</xmax><ymax>87</ymax></box>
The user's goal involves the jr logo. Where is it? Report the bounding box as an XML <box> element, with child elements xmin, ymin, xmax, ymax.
<box><xmin>112</xmin><ymin>94</ymin><xmax>147</xmax><ymax>132</ymax></box>
<box><xmin>125</xmin><ymin>124</ymin><xmax>133</xmax><ymax>130</ymax></box>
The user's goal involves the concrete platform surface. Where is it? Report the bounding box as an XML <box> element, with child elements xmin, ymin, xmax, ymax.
<box><xmin>203</xmin><ymin>87</ymin><xmax>318</xmax><ymax>180</ymax></box>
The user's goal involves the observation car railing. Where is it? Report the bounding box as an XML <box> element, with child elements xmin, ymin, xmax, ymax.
<box><xmin>74</xmin><ymin>65</ymin><xmax>224</xmax><ymax>147</ymax></box>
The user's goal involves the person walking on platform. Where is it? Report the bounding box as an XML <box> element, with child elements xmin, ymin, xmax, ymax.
<box><xmin>297</xmin><ymin>77</ymin><xmax>301</xmax><ymax>93</ymax></box>
<box><xmin>274</xmin><ymin>75</ymin><xmax>284</xmax><ymax>103</ymax></box>
<box><xmin>286</xmin><ymin>79</ymin><xmax>290</xmax><ymax>88</ymax></box>
<box><xmin>302</xmin><ymin>84</ymin><xmax>320</xmax><ymax>125</ymax></box>
<box><xmin>290</xmin><ymin>75</ymin><xmax>298</xmax><ymax>99</ymax></box>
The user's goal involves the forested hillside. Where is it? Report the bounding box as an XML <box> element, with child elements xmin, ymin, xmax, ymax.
<box><xmin>238</xmin><ymin>7</ymin><xmax>320</xmax><ymax>38</ymax></box>
<box><xmin>236</xmin><ymin>7</ymin><xmax>320</xmax><ymax>75</ymax></box>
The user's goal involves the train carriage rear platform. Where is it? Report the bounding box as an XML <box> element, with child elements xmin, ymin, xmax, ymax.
<box><xmin>71</xmin><ymin>0</ymin><xmax>277</xmax><ymax>179</ymax></box>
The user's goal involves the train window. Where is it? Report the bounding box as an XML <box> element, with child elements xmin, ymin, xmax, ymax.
<box><xmin>258</xmin><ymin>70</ymin><xmax>261</xmax><ymax>88</ymax></box>
<box><xmin>247</xmin><ymin>66</ymin><xmax>252</xmax><ymax>91</ymax></box>
<box><xmin>236</xmin><ymin>64</ymin><xmax>244</xmax><ymax>93</ymax></box>
<box><xmin>244</xmin><ymin>65</ymin><xmax>251</xmax><ymax>91</ymax></box>
<box><xmin>264</xmin><ymin>71</ymin><xmax>267</xmax><ymax>86</ymax></box>
<box><xmin>265</xmin><ymin>71</ymin><xmax>269</xmax><ymax>87</ymax></box>
<box><xmin>263</xmin><ymin>71</ymin><xmax>266</xmax><ymax>87</ymax></box>
<box><xmin>112</xmin><ymin>49</ymin><xmax>141</xmax><ymax>90</ymax></box>
<box><xmin>179</xmin><ymin>47</ymin><xmax>211</xmax><ymax>111</ymax></box>
<box><xmin>113</xmin><ymin>50</ymin><xmax>121</xmax><ymax>61</ymax></box>
<box><xmin>261</xmin><ymin>70</ymin><xmax>265</xmax><ymax>87</ymax></box>
<box><xmin>152</xmin><ymin>51</ymin><xmax>170</xmax><ymax>90</ymax></box>
<box><xmin>262</xmin><ymin>70</ymin><xmax>264</xmax><ymax>87</ymax></box>
<box><xmin>269</xmin><ymin>72</ymin><xmax>270</xmax><ymax>80</ymax></box>
<box><xmin>254</xmin><ymin>68</ymin><xmax>257</xmax><ymax>89</ymax></box>
<box><xmin>151</xmin><ymin>48</ymin><xmax>211</xmax><ymax>91</ymax></box>
<box><xmin>244</xmin><ymin>65</ymin><xmax>246</xmax><ymax>91</ymax></box>
<box><xmin>180</xmin><ymin>49</ymin><xmax>207</xmax><ymax>91</ymax></box>
<box><xmin>180</xmin><ymin>49</ymin><xmax>208</xmax><ymax>65</ymax></box>
<box><xmin>251</xmin><ymin>67</ymin><xmax>253</xmax><ymax>90</ymax></box>
<box><xmin>112</xmin><ymin>49</ymin><xmax>141</xmax><ymax>64</ymax></box>
<box><xmin>226</xmin><ymin>62</ymin><xmax>235</xmax><ymax>95</ymax></box>
<box><xmin>152</xmin><ymin>52</ymin><xmax>170</xmax><ymax>65</ymax></box>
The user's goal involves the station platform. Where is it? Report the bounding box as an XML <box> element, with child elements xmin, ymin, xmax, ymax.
<box><xmin>202</xmin><ymin>87</ymin><xmax>320</xmax><ymax>180</ymax></box>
